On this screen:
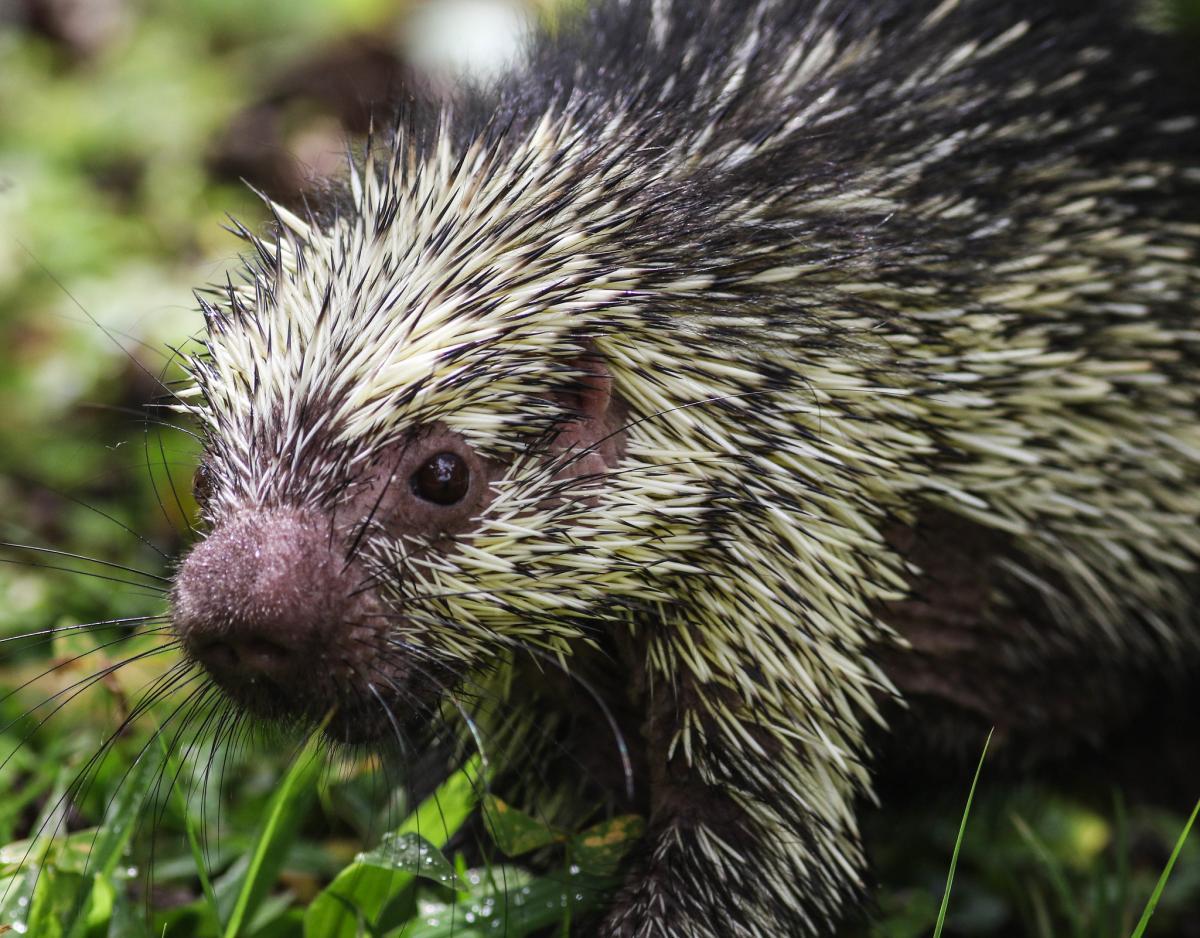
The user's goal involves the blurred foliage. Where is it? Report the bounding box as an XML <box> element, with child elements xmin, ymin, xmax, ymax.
<box><xmin>854</xmin><ymin>788</ymin><xmax>1200</xmax><ymax>938</ymax></box>
<box><xmin>1179</xmin><ymin>0</ymin><xmax>1200</xmax><ymax>31</ymax></box>
<box><xmin>1</xmin><ymin>0</ymin><xmax>1199</xmax><ymax>935</ymax></box>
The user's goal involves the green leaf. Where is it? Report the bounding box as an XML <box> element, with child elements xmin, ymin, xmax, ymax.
<box><xmin>0</xmin><ymin>774</ymin><xmax>71</xmax><ymax>933</ymax></box>
<box><xmin>1129</xmin><ymin>797</ymin><xmax>1200</xmax><ymax>938</ymax></box>
<box><xmin>933</xmin><ymin>727</ymin><xmax>992</xmax><ymax>938</ymax></box>
<box><xmin>392</xmin><ymin>756</ymin><xmax>483</xmax><ymax>846</ymax></box>
<box><xmin>481</xmin><ymin>796</ymin><xmax>563</xmax><ymax>858</ymax></box>
<box><xmin>358</xmin><ymin>833</ymin><xmax>462</xmax><ymax>889</ymax></box>
<box><xmin>0</xmin><ymin>866</ymin><xmax>42</xmax><ymax>935</ymax></box>
<box><xmin>107</xmin><ymin>888</ymin><xmax>153</xmax><ymax>938</ymax></box>
<box><xmin>222</xmin><ymin>733</ymin><xmax>324</xmax><ymax>938</ymax></box>
<box><xmin>389</xmin><ymin>866</ymin><xmax>618</xmax><ymax>938</ymax></box>
<box><xmin>85</xmin><ymin>874</ymin><xmax>116</xmax><ymax>932</ymax></box>
<box><xmin>245</xmin><ymin>891</ymin><xmax>302</xmax><ymax>936</ymax></box>
<box><xmin>26</xmin><ymin>868</ymin><xmax>74</xmax><ymax>938</ymax></box>
<box><xmin>303</xmin><ymin>756</ymin><xmax>481</xmax><ymax>938</ymax></box>
<box><xmin>569</xmin><ymin>814</ymin><xmax>645</xmax><ymax>877</ymax></box>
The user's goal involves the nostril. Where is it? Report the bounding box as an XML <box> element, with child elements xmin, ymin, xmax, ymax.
<box><xmin>193</xmin><ymin>639</ymin><xmax>238</xmax><ymax>671</ymax></box>
<box><xmin>192</xmin><ymin>636</ymin><xmax>293</xmax><ymax>676</ymax></box>
<box><xmin>238</xmin><ymin>637</ymin><xmax>292</xmax><ymax>669</ymax></box>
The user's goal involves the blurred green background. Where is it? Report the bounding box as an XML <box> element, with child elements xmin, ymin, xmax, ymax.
<box><xmin>1</xmin><ymin>0</ymin><xmax>1199</xmax><ymax>935</ymax></box>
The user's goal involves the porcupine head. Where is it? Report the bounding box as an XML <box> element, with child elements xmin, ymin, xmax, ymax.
<box><xmin>170</xmin><ymin>106</ymin><xmax>913</xmax><ymax>912</ymax></box>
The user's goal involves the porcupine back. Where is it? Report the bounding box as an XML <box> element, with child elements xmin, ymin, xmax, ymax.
<box><xmin>462</xmin><ymin>0</ymin><xmax>1200</xmax><ymax>729</ymax></box>
<box><xmin>501</xmin><ymin>0</ymin><xmax>1200</xmax><ymax>656</ymax></box>
<box><xmin>180</xmin><ymin>0</ymin><xmax>1200</xmax><ymax>933</ymax></box>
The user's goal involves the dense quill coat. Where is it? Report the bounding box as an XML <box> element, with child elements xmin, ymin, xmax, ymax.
<box><xmin>174</xmin><ymin>0</ymin><xmax>1200</xmax><ymax>934</ymax></box>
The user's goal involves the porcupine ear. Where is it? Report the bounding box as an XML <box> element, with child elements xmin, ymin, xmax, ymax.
<box><xmin>562</xmin><ymin>354</ymin><xmax>613</xmax><ymax>425</ymax></box>
<box><xmin>552</xmin><ymin>354</ymin><xmax>625</xmax><ymax>471</ymax></box>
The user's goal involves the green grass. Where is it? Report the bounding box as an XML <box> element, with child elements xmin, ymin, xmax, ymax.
<box><xmin>1130</xmin><ymin>799</ymin><xmax>1200</xmax><ymax>938</ymax></box>
<box><xmin>932</xmin><ymin>730</ymin><xmax>992</xmax><ymax>938</ymax></box>
<box><xmin>861</xmin><ymin>736</ymin><xmax>1200</xmax><ymax>938</ymax></box>
<box><xmin>0</xmin><ymin>720</ymin><xmax>1194</xmax><ymax>936</ymax></box>
<box><xmin>0</xmin><ymin>734</ymin><xmax>642</xmax><ymax>936</ymax></box>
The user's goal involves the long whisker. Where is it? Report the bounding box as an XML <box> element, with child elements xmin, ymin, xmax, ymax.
<box><xmin>2</xmin><ymin>660</ymin><xmax>197</xmax><ymax>902</ymax></box>
<box><xmin>140</xmin><ymin>680</ymin><xmax>217</xmax><ymax>922</ymax></box>
<box><xmin>200</xmin><ymin>701</ymin><xmax>241</xmax><ymax>858</ymax></box>
<box><xmin>8</xmin><ymin>484</ymin><xmax>171</xmax><ymax>561</ymax></box>
<box><xmin>362</xmin><ymin>609</ymin><xmax>633</xmax><ymax>800</ymax></box>
<box><xmin>0</xmin><ymin>613</ymin><xmax>167</xmax><ymax>646</ymax></box>
<box><xmin>360</xmin><ymin>647</ymin><xmax>589</xmax><ymax>844</ymax></box>
<box><xmin>0</xmin><ymin>640</ymin><xmax>181</xmax><ymax>774</ymax></box>
<box><xmin>150</xmin><ymin>681</ymin><xmax>234</xmax><ymax>876</ymax></box>
<box><xmin>506</xmin><ymin>641</ymin><xmax>633</xmax><ymax>802</ymax></box>
<box><xmin>0</xmin><ymin>624</ymin><xmax>173</xmax><ymax>713</ymax></box>
<box><xmin>67</xmin><ymin>663</ymin><xmax>201</xmax><ymax>825</ymax></box>
<box><xmin>155</xmin><ymin>421</ymin><xmax>196</xmax><ymax>537</ymax></box>
<box><xmin>364</xmin><ymin>663</ymin><xmax>493</xmax><ymax>853</ymax></box>
<box><xmin>367</xmin><ymin>681</ymin><xmax>413</xmax><ymax>764</ymax></box>
<box><xmin>0</xmin><ymin>554</ymin><xmax>170</xmax><ymax>593</ymax></box>
<box><xmin>0</xmin><ymin>542</ymin><xmax>169</xmax><ymax>582</ymax></box>
<box><xmin>144</xmin><ymin>422</ymin><xmax>182</xmax><ymax>536</ymax></box>
<box><xmin>14</xmin><ymin>239</ymin><xmax>190</xmax><ymax>408</ymax></box>
<box><xmin>85</xmin><ymin>413</ymin><xmax>203</xmax><ymax>442</ymax></box>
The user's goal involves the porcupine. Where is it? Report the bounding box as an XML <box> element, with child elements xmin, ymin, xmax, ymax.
<box><xmin>168</xmin><ymin>0</ymin><xmax>1200</xmax><ymax>934</ymax></box>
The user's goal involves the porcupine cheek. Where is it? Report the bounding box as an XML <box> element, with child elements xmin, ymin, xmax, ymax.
<box><xmin>171</xmin><ymin>508</ymin><xmax>388</xmax><ymax>723</ymax></box>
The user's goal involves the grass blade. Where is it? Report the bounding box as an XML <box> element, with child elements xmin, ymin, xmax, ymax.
<box><xmin>1114</xmin><ymin>791</ymin><xmax>1130</xmax><ymax>937</ymax></box>
<box><xmin>221</xmin><ymin>732</ymin><xmax>323</xmax><ymax>938</ymax></box>
<box><xmin>1129</xmin><ymin>797</ymin><xmax>1200</xmax><ymax>938</ymax></box>
<box><xmin>1011</xmin><ymin>813</ymin><xmax>1084</xmax><ymax>938</ymax></box>
<box><xmin>933</xmin><ymin>727</ymin><xmax>992</xmax><ymax>938</ymax></box>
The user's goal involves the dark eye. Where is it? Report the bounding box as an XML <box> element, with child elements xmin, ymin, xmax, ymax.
<box><xmin>410</xmin><ymin>452</ymin><xmax>470</xmax><ymax>505</ymax></box>
<box><xmin>193</xmin><ymin>463</ymin><xmax>214</xmax><ymax>507</ymax></box>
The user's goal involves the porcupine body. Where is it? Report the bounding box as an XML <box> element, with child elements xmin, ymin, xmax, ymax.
<box><xmin>169</xmin><ymin>0</ymin><xmax>1200</xmax><ymax>935</ymax></box>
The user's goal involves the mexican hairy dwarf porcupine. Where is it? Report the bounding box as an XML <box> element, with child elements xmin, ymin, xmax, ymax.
<box><xmin>170</xmin><ymin>0</ymin><xmax>1200</xmax><ymax>934</ymax></box>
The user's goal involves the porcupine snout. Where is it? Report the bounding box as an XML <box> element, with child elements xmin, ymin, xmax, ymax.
<box><xmin>172</xmin><ymin>508</ymin><xmax>375</xmax><ymax>721</ymax></box>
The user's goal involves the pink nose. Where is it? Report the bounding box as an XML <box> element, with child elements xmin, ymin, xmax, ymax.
<box><xmin>172</xmin><ymin>508</ymin><xmax>352</xmax><ymax>703</ymax></box>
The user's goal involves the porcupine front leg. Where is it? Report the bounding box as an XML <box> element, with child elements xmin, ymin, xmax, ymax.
<box><xmin>600</xmin><ymin>677</ymin><xmax>861</xmax><ymax>937</ymax></box>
